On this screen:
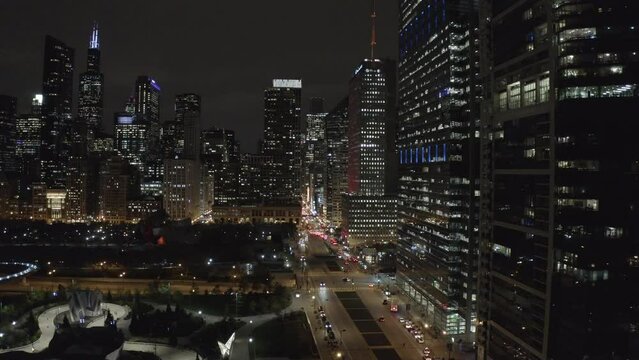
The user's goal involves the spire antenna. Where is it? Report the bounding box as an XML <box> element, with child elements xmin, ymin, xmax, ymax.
<box><xmin>90</xmin><ymin>21</ymin><xmax>100</xmax><ymax>49</ymax></box>
<box><xmin>370</xmin><ymin>0</ymin><xmax>377</xmax><ymax>59</ymax></box>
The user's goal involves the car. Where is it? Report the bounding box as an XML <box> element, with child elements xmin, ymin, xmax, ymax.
<box><xmin>342</xmin><ymin>277</ymin><xmax>350</xmax><ymax>282</ymax></box>
<box><xmin>321</xmin><ymin>315</ymin><xmax>327</xmax><ymax>322</ymax></box>
<box><xmin>382</xmin><ymin>299</ymin><xmax>389</xmax><ymax>305</ymax></box>
<box><xmin>318</xmin><ymin>306</ymin><xmax>324</xmax><ymax>312</ymax></box>
<box><xmin>368</xmin><ymin>283</ymin><xmax>374</xmax><ymax>287</ymax></box>
<box><xmin>325</xmin><ymin>321</ymin><xmax>332</xmax><ymax>329</ymax></box>
<box><xmin>319</xmin><ymin>281</ymin><xmax>326</xmax><ymax>287</ymax></box>
<box><xmin>422</xmin><ymin>357</ymin><xmax>432</xmax><ymax>360</ymax></box>
<box><xmin>417</xmin><ymin>338</ymin><xmax>425</xmax><ymax>344</ymax></box>
<box><xmin>328</xmin><ymin>331</ymin><xmax>335</xmax><ymax>340</ymax></box>
<box><xmin>378</xmin><ymin>316</ymin><xmax>385</xmax><ymax>322</ymax></box>
<box><xmin>398</xmin><ymin>317</ymin><xmax>405</xmax><ymax>323</ymax></box>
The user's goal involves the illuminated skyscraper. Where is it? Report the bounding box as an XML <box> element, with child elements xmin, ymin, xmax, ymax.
<box><xmin>343</xmin><ymin>58</ymin><xmax>397</xmax><ymax>246</ymax></box>
<box><xmin>41</xmin><ymin>35</ymin><xmax>74</xmax><ymax>188</ymax></box>
<box><xmin>64</xmin><ymin>156</ymin><xmax>88</xmax><ymax>221</ymax></box>
<box><xmin>163</xmin><ymin>158</ymin><xmax>200</xmax><ymax>220</ymax></box>
<box><xmin>134</xmin><ymin>76</ymin><xmax>160</xmax><ymax>123</ymax></box>
<box><xmin>201</xmin><ymin>128</ymin><xmax>240</xmax><ymax>206</ymax></box>
<box><xmin>131</xmin><ymin>76</ymin><xmax>162</xmax><ymax>196</ymax></box>
<box><xmin>262</xmin><ymin>79</ymin><xmax>302</xmax><ymax>205</ymax></box>
<box><xmin>303</xmin><ymin>98</ymin><xmax>327</xmax><ymax>215</ymax></box>
<box><xmin>78</xmin><ymin>22</ymin><xmax>104</xmax><ymax>141</ymax></box>
<box><xmin>396</xmin><ymin>0</ymin><xmax>480</xmax><ymax>343</ymax></box>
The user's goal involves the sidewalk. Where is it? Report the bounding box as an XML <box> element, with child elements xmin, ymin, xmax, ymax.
<box><xmin>393</xmin><ymin>290</ymin><xmax>476</xmax><ymax>360</ymax></box>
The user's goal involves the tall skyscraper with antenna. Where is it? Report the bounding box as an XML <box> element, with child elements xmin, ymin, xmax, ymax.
<box><xmin>79</xmin><ymin>22</ymin><xmax>104</xmax><ymax>141</ymax></box>
<box><xmin>342</xmin><ymin>2</ymin><xmax>397</xmax><ymax>246</ymax></box>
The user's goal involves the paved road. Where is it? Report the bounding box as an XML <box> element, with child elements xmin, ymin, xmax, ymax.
<box><xmin>299</xmin><ymin>233</ymin><xmax>461</xmax><ymax>360</ymax></box>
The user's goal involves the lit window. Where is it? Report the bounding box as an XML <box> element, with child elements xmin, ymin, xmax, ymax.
<box><xmin>559</xmin><ymin>27</ymin><xmax>597</xmax><ymax>42</ymax></box>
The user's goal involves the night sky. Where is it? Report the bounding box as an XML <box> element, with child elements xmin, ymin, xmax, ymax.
<box><xmin>0</xmin><ymin>0</ymin><xmax>398</xmax><ymax>152</ymax></box>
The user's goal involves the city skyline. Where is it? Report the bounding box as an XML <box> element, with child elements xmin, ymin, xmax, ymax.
<box><xmin>0</xmin><ymin>0</ymin><xmax>398</xmax><ymax>152</ymax></box>
<box><xmin>0</xmin><ymin>1</ymin><xmax>638</xmax><ymax>360</ymax></box>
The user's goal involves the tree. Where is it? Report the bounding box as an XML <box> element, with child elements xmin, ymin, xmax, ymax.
<box><xmin>61</xmin><ymin>314</ymin><xmax>71</xmax><ymax>329</ymax></box>
<box><xmin>104</xmin><ymin>310</ymin><xmax>115</xmax><ymax>328</ymax></box>
<box><xmin>133</xmin><ymin>291</ymin><xmax>140</xmax><ymax>311</ymax></box>
<box><xmin>169</xmin><ymin>333</ymin><xmax>178</xmax><ymax>346</ymax></box>
<box><xmin>248</xmin><ymin>300</ymin><xmax>257</xmax><ymax>314</ymax></box>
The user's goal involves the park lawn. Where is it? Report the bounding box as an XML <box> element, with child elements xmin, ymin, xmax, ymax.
<box><xmin>253</xmin><ymin>311</ymin><xmax>318</xmax><ymax>359</ymax></box>
<box><xmin>149</xmin><ymin>286</ymin><xmax>292</xmax><ymax>317</ymax></box>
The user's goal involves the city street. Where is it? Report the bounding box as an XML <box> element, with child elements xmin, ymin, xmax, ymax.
<box><xmin>294</xmin><ymin>227</ymin><xmax>477</xmax><ymax>360</ymax></box>
<box><xmin>295</xmin><ymin>232</ymin><xmax>427</xmax><ymax>360</ymax></box>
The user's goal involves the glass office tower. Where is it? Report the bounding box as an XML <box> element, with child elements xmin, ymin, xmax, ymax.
<box><xmin>478</xmin><ymin>1</ymin><xmax>639</xmax><ymax>359</ymax></box>
<box><xmin>396</xmin><ymin>0</ymin><xmax>480</xmax><ymax>341</ymax></box>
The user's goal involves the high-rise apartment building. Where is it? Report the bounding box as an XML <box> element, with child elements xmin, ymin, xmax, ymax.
<box><xmin>78</xmin><ymin>23</ymin><xmax>104</xmax><ymax>141</ymax></box>
<box><xmin>0</xmin><ymin>95</ymin><xmax>17</xmax><ymax>174</ymax></box>
<box><xmin>64</xmin><ymin>157</ymin><xmax>88</xmax><ymax>221</ymax></box>
<box><xmin>41</xmin><ymin>36</ymin><xmax>74</xmax><ymax>188</ymax></box>
<box><xmin>239</xmin><ymin>153</ymin><xmax>272</xmax><ymax>205</ymax></box>
<box><xmin>262</xmin><ymin>79</ymin><xmax>302</xmax><ymax>205</ymax></box>
<box><xmin>396</xmin><ymin>0</ymin><xmax>480</xmax><ymax>342</ymax></box>
<box><xmin>343</xmin><ymin>59</ymin><xmax>397</xmax><ymax>246</ymax></box>
<box><xmin>163</xmin><ymin>158</ymin><xmax>200</xmax><ymax>220</ymax></box>
<box><xmin>99</xmin><ymin>156</ymin><xmax>130</xmax><ymax>223</ymax></box>
<box><xmin>477</xmin><ymin>2</ymin><xmax>639</xmax><ymax>359</ymax></box>
<box><xmin>324</xmin><ymin>97</ymin><xmax>349</xmax><ymax>228</ymax></box>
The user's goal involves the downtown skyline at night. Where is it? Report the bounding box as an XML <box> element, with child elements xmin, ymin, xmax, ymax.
<box><xmin>1</xmin><ymin>1</ymin><xmax>639</xmax><ymax>360</ymax></box>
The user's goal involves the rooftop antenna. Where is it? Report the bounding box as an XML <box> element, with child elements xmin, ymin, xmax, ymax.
<box><xmin>370</xmin><ymin>0</ymin><xmax>377</xmax><ymax>59</ymax></box>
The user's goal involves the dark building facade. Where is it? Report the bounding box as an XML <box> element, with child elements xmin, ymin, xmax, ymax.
<box><xmin>78</xmin><ymin>23</ymin><xmax>104</xmax><ymax>141</ymax></box>
<box><xmin>396</xmin><ymin>0</ymin><xmax>481</xmax><ymax>341</ymax></box>
<box><xmin>262</xmin><ymin>79</ymin><xmax>302</xmax><ymax>205</ymax></box>
<box><xmin>0</xmin><ymin>95</ymin><xmax>17</xmax><ymax>174</ymax></box>
<box><xmin>41</xmin><ymin>35</ymin><xmax>74</xmax><ymax>188</ymax></box>
<box><xmin>239</xmin><ymin>153</ymin><xmax>272</xmax><ymax>205</ymax></box>
<box><xmin>176</xmin><ymin>93</ymin><xmax>201</xmax><ymax>160</ymax></box>
<box><xmin>324</xmin><ymin>97</ymin><xmax>349</xmax><ymax>228</ymax></box>
<box><xmin>132</xmin><ymin>76</ymin><xmax>162</xmax><ymax>196</ymax></box>
<box><xmin>478</xmin><ymin>1</ymin><xmax>639</xmax><ymax>359</ymax></box>
<box><xmin>201</xmin><ymin>128</ymin><xmax>240</xmax><ymax>207</ymax></box>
